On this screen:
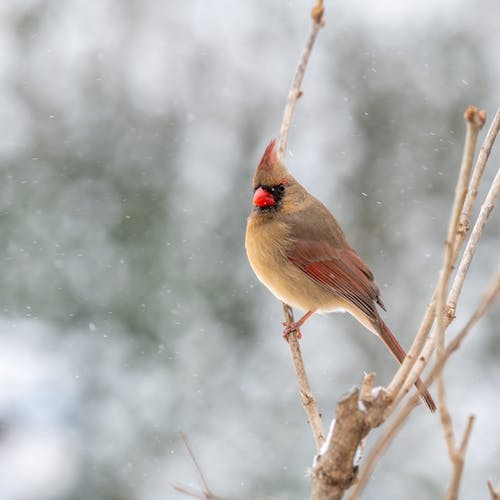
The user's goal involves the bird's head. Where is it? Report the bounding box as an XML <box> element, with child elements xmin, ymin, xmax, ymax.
<box><xmin>251</xmin><ymin>139</ymin><xmax>297</xmax><ymax>212</ymax></box>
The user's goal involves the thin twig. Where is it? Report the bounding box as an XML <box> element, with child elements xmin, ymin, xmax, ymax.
<box><xmin>455</xmin><ymin>108</ymin><xmax>499</xmax><ymax>256</ymax></box>
<box><xmin>172</xmin><ymin>484</ymin><xmax>213</xmax><ymax>499</ymax></box>
<box><xmin>430</xmin><ymin>165</ymin><xmax>500</xmax><ymax>447</ymax></box>
<box><xmin>387</xmin><ymin>289</ymin><xmax>437</xmax><ymax>402</ymax></box>
<box><xmin>436</xmin><ymin>377</ymin><xmax>455</xmax><ymax>459</ymax></box>
<box><xmin>359</xmin><ymin>372</ymin><xmax>376</xmax><ymax>402</ymax></box>
<box><xmin>449</xmin><ymin>107</ymin><xmax>500</xmax><ymax>315</ymax></box>
<box><xmin>435</xmin><ymin>105</ymin><xmax>483</xmax><ymax>383</ymax></box>
<box><xmin>387</xmin><ymin>106</ymin><xmax>485</xmax><ymax>405</ymax></box>
<box><xmin>277</xmin><ymin>0</ymin><xmax>324</xmax><ymax>162</ymax></box>
<box><xmin>181</xmin><ymin>432</ymin><xmax>213</xmax><ymax>495</ymax></box>
<box><xmin>458</xmin><ymin>414</ymin><xmax>475</xmax><ymax>455</ymax></box>
<box><xmin>395</xmin><ymin>108</ymin><xmax>499</xmax><ymax>407</ymax></box>
<box><xmin>488</xmin><ymin>479</ymin><xmax>500</xmax><ymax>500</ymax></box>
<box><xmin>444</xmin><ymin>415</ymin><xmax>476</xmax><ymax>500</ymax></box>
<box><xmin>436</xmin><ymin>106</ymin><xmax>486</xmax><ymax>326</ymax></box>
<box><xmin>277</xmin><ymin>1</ymin><xmax>326</xmax><ymax>452</ymax></box>
<box><xmin>434</xmin><ymin>106</ymin><xmax>481</xmax><ymax>460</ymax></box>
<box><xmin>447</xmin><ymin>164</ymin><xmax>500</xmax><ymax>316</ymax></box>
<box><xmin>284</xmin><ymin>304</ymin><xmax>326</xmax><ymax>450</ymax></box>
<box><xmin>172</xmin><ymin>433</ymin><xmax>222</xmax><ymax>500</ymax></box>
<box><xmin>396</xmin><ymin>151</ymin><xmax>500</xmax><ymax>409</ymax></box>
<box><xmin>359</xmin><ymin>106</ymin><xmax>496</xmax><ymax>498</ymax></box>
<box><xmin>351</xmin><ymin>270</ymin><xmax>500</xmax><ymax>498</ymax></box>
<box><xmin>437</xmin><ymin>159</ymin><xmax>499</xmax><ymax>454</ymax></box>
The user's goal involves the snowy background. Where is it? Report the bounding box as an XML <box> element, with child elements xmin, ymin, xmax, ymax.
<box><xmin>0</xmin><ymin>1</ymin><xmax>499</xmax><ymax>499</ymax></box>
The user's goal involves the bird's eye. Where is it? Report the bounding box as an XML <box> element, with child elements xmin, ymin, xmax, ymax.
<box><xmin>277</xmin><ymin>184</ymin><xmax>285</xmax><ymax>193</ymax></box>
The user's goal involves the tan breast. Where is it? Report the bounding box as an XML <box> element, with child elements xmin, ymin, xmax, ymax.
<box><xmin>245</xmin><ymin>213</ymin><xmax>347</xmax><ymax>313</ymax></box>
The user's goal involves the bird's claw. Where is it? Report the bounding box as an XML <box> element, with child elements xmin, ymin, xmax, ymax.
<box><xmin>282</xmin><ymin>322</ymin><xmax>302</xmax><ymax>342</ymax></box>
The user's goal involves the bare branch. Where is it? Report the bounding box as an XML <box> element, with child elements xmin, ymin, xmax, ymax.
<box><xmin>444</xmin><ymin>415</ymin><xmax>476</xmax><ymax>500</ymax></box>
<box><xmin>458</xmin><ymin>414</ymin><xmax>475</xmax><ymax>455</ymax></box>
<box><xmin>396</xmin><ymin>154</ymin><xmax>500</xmax><ymax>409</ymax></box>
<box><xmin>352</xmin><ymin>270</ymin><xmax>500</xmax><ymax>497</ymax></box>
<box><xmin>455</xmin><ymin>107</ymin><xmax>500</xmax><ymax>253</ymax></box>
<box><xmin>436</xmin><ymin>375</ymin><xmax>456</xmax><ymax>457</ymax></box>
<box><xmin>387</xmin><ymin>291</ymin><xmax>437</xmax><ymax>401</ymax></box>
<box><xmin>327</xmin><ymin>106</ymin><xmax>497</xmax><ymax>500</ymax></box>
<box><xmin>437</xmin><ymin>106</ymin><xmax>484</xmax><ymax>356</ymax></box>
<box><xmin>311</xmin><ymin>375</ymin><xmax>390</xmax><ymax>500</ymax></box>
<box><xmin>172</xmin><ymin>433</ymin><xmax>223</xmax><ymax>500</ymax></box>
<box><xmin>269</xmin><ymin>1</ymin><xmax>496</xmax><ymax>495</ymax></box>
<box><xmin>181</xmin><ymin>432</ymin><xmax>213</xmax><ymax>495</ymax></box>
<box><xmin>388</xmin><ymin>106</ymin><xmax>486</xmax><ymax>405</ymax></box>
<box><xmin>277</xmin><ymin>1</ymin><xmax>326</xmax><ymax>452</ymax></box>
<box><xmin>277</xmin><ymin>0</ymin><xmax>325</xmax><ymax>162</ymax></box>
<box><xmin>447</xmin><ymin>163</ymin><xmax>500</xmax><ymax>317</ymax></box>
<box><xmin>488</xmin><ymin>479</ymin><xmax>500</xmax><ymax>500</ymax></box>
<box><xmin>407</xmin><ymin>110</ymin><xmax>497</xmax><ymax>412</ymax></box>
<box><xmin>443</xmin><ymin>269</ymin><xmax>500</xmax><ymax>364</ymax></box>
<box><xmin>436</xmin><ymin>106</ymin><xmax>486</xmax><ymax>335</ymax></box>
<box><xmin>359</xmin><ymin>372</ymin><xmax>376</xmax><ymax>403</ymax></box>
<box><xmin>436</xmin><ymin>106</ymin><xmax>494</xmax><ymax>473</ymax></box>
<box><xmin>172</xmin><ymin>484</ymin><xmax>214</xmax><ymax>499</ymax></box>
<box><xmin>283</xmin><ymin>304</ymin><xmax>326</xmax><ymax>450</ymax></box>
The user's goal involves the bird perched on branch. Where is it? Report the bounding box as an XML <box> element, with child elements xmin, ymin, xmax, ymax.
<box><xmin>245</xmin><ymin>139</ymin><xmax>435</xmax><ymax>412</ymax></box>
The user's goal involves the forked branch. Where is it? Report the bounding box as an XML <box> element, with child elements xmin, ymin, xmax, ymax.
<box><xmin>172</xmin><ymin>433</ymin><xmax>223</xmax><ymax>500</ymax></box>
<box><xmin>388</xmin><ymin>106</ymin><xmax>487</xmax><ymax>403</ymax></box>
<box><xmin>488</xmin><ymin>479</ymin><xmax>500</xmax><ymax>500</ymax></box>
<box><xmin>351</xmin><ymin>269</ymin><xmax>500</xmax><ymax>498</ymax></box>
<box><xmin>350</xmin><ymin>108</ymin><xmax>499</xmax><ymax>498</ymax></box>
<box><xmin>392</xmin><ymin>108</ymin><xmax>500</xmax><ymax>410</ymax></box>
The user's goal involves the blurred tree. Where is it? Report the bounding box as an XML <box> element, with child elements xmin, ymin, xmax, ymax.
<box><xmin>0</xmin><ymin>2</ymin><xmax>498</xmax><ymax>500</ymax></box>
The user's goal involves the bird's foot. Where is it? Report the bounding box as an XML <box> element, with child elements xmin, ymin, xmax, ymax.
<box><xmin>282</xmin><ymin>321</ymin><xmax>302</xmax><ymax>342</ymax></box>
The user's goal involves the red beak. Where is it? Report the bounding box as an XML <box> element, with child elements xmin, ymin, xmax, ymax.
<box><xmin>253</xmin><ymin>187</ymin><xmax>276</xmax><ymax>207</ymax></box>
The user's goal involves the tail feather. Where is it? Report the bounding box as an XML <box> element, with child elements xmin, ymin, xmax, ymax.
<box><xmin>415</xmin><ymin>377</ymin><xmax>437</xmax><ymax>413</ymax></box>
<box><xmin>377</xmin><ymin>319</ymin><xmax>436</xmax><ymax>412</ymax></box>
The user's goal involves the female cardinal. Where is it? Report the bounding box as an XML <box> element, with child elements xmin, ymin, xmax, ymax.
<box><xmin>245</xmin><ymin>139</ymin><xmax>435</xmax><ymax>412</ymax></box>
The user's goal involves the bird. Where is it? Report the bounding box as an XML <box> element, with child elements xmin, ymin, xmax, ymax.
<box><xmin>245</xmin><ymin>139</ymin><xmax>436</xmax><ymax>412</ymax></box>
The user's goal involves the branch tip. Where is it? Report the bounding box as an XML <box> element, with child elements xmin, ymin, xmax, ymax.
<box><xmin>311</xmin><ymin>0</ymin><xmax>325</xmax><ymax>25</ymax></box>
<box><xmin>360</xmin><ymin>372</ymin><xmax>376</xmax><ymax>403</ymax></box>
<box><xmin>278</xmin><ymin>0</ymin><xmax>326</xmax><ymax>158</ymax></box>
<box><xmin>464</xmin><ymin>105</ymin><xmax>486</xmax><ymax>129</ymax></box>
<box><xmin>458</xmin><ymin>414</ymin><xmax>475</xmax><ymax>454</ymax></box>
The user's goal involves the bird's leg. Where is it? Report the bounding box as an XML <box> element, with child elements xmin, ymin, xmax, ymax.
<box><xmin>282</xmin><ymin>310</ymin><xmax>314</xmax><ymax>342</ymax></box>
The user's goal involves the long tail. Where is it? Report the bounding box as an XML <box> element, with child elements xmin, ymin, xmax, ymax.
<box><xmin>376</xmin><ymin>319</ymin><xmax>436</xmax><ymax>412</ymax></box>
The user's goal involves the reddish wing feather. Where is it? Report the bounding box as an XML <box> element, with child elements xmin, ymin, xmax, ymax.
<box><xmin>288</xmin><ymin>240</ymin><xmax>382</xmax><ymax>320</ymax></box>
<box><xmin>288</xmin><ymin>239</ymin><xmax>437</xmax><ymax>412</ymax></box>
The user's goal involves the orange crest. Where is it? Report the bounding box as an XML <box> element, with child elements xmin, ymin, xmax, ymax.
<box><xmin>257</xmin><ymin>139</ymin><xmax>278</xmax><ymax>171</ymax></box>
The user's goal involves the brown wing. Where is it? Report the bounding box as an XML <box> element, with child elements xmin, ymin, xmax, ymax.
<box><xmin>287</xmin><ymin>232</ymin><xmax>436</xmax><ymax>411</ymax></box>
<box><xmin>285</xmin><ymin>207</ymin><xmax>436</xmax><ymax>412</ymax></box>
<box><xmin>288</xmin><ymin>239</ymin><xmax>386</xmax><ymax>320</ymax></box>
